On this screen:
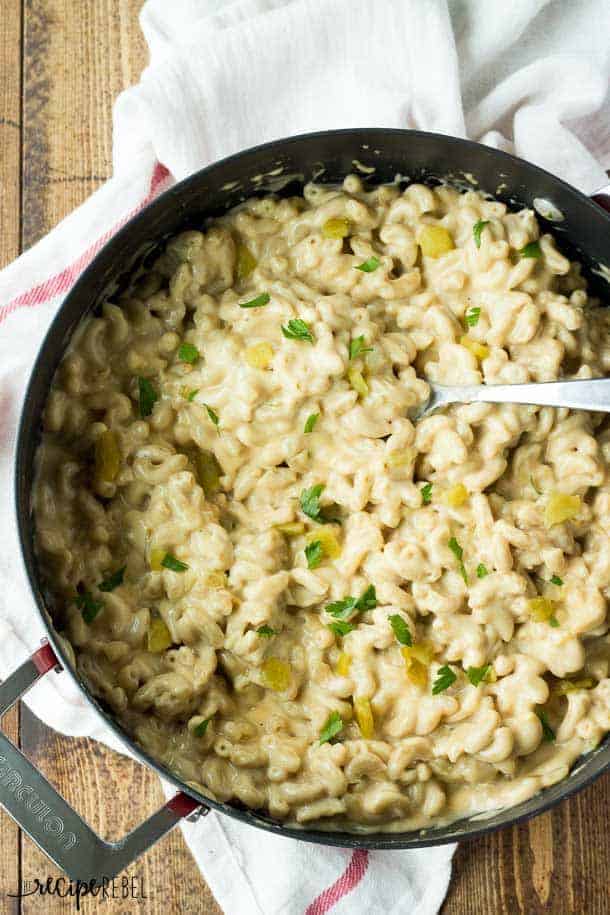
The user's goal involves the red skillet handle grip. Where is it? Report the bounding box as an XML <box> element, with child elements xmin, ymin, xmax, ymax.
<box><xmin>0</xmin><ymin>641</ymin><xmax>207</xmax><ymax>882</ymax></box>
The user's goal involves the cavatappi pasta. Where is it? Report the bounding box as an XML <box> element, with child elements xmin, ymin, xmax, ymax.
<box><xmin>33</xmin><ymin>176</ymin><xmax>610</xmax><ymax>831</ymax></box>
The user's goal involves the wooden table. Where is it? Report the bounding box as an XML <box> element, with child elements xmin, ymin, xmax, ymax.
<box><xmin>0</xmin><ymin>4</ymin><xmax>608</xmax><ymax>913</ymax></box>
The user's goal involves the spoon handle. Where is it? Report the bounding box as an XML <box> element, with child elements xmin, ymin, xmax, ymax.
<box><xmin>442</xmin><ymin>377</ymin><xmax>610</xmax><ymax>412</ymax></box>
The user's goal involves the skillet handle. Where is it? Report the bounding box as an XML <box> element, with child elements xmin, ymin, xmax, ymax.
<box><xmin>591</xmin><ymin>181</ymin><xmax>610</xmax><ymax>213</ymax></box>
<box><xmin>0</xmin><ymin>641</ymin><xmax>207</xmax><ymax>883</ymax></box>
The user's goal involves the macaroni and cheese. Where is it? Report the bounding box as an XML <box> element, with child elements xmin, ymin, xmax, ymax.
<box><xmin>33</xmin><ymin>176</ymin><xmax>610</xmax><ymax>831</ymax></box>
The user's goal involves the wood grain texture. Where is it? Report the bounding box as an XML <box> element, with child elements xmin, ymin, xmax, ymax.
<box><xmin>0</xmin><ymin>2</ymin><xmax>608</xmax><ymax>914</ymax></box>
<box><xmin>442</xmin><ymin>772</ymin><xmax>610</xmax><ymax>915</ymax></box>
<box><xmin>0</xmin><ymin>1</ymin><xmax>23</xmax><ymax>909</ymax></box>
<box><xmin>0</xmin><ymin>0</ymin><xmax>22</xmax><ymax>270</ymax></box>
<box><xmin>21</xmin><ymin>0</ymin><xmax>146</xmax><ymax>248</ymax></box>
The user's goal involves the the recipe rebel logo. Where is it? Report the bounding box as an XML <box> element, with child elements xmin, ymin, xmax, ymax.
<box><xmin>6</xmin><ymin>874</ymin><xmax>148</xmax><ymax>909</ymax></box>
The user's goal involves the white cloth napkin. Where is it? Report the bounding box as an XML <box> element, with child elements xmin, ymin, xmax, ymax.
<box><xmin>1</xmin><ymin>1</ymin><xmax>609</xmax><ymax>912</ymax></box>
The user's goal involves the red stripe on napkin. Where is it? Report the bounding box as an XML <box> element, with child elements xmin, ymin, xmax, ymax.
<box><xmin>304</xmin><ymin>850</ymin><xmax>369</xmax><ymax>915</ymax></box>
<box><xmin>0</xmin><ymin>162</ymin><xmax>171</xmax><ymax>324</ymax></box>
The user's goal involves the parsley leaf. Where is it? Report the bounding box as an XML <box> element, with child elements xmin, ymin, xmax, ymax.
<box><xmin>304</xmin><ymin>413</ymin><xmax>319</xmax><ymax>434</ymax></box>
<box><xmin>138</xmin><ymin>377</ymin><xmax>158</xmax><ymax>418</ymax></box>
<box><xmin>448</xmin><ymin>537</ymin><xmax>468</xmax><ymax>584</ymax></box>
<box><xmin>356</xmin><ymin>584</ymin><xmax>377</xmax><ymax>611</ymax></box>
<box><xmin>282</xmin><ymin>319</ymin><xmax>314</xmax><ymax>343</ymax></box>
<box><xmin>161</xmin><ymin>553</ymin><xmax>189</xmax><ymax>573</ymax></box>
<box><xmin>300</xmin><ymin>484</ymin><xmax>325</xmax><ymax>522</ymax></box>
<box><xmin>178</xmin><ymin>342</ymin><xmax>199</xmax><ymax>364</ymax></box>
<box><xmin>432</xmin><ymin>664</ymin><xmax>457</xmax><ymax>695</ymax></box>
<box><xmin>98</xmin><ymin>566</ymin><xmax>126</xmax><ymax>592</ymax></box>
<box><xmin>299</xmin><ymin>485</ymin><xmax>339</xmax><ymax>524</ymax></box>
<box><xmin>186</xmin><ymin>389</ymin><xmax>199</xmax><ymax>402</ymax></box>
<box><xmin>550</xmin><ymin>575</ymin><xmax>563</xmax><ymax>586</ymax></box>
<box><xmin>518</xmin><ymin>241</ymin><xmax>542</xmax><ymax>259</ymax></box>
<box><xmin>354</xmin><ymin>256</ymin><xmax>380</xmax><ymax>273</ymax></box>
<box><xmin>465</xmin><ymin>306</ymin><xmax>481</xmax><ymax>327</ymax></box>
<box><xmin>388</xmin><ymin>614</ymin><xmax>412</xmax><ymax>646</ymax></box>
<box><xmin>473</xmin><ymin>220</ymin><xmax>489</xmax><ymax>249</ymax></box>
<box><xmin>319</xmin><ymin>711</ymin><xmax>343</xmax><ymax>745</ymax></box>
<box><xmin>421</xmin><ymin>482</ymin><xmax>433</xmax><ymax>505</ymax></box>
<box><xmin>326</xmin><ymin>596</ymin><xmax>358</xmax><ymax>620</ymax></box>
<box><xmin>193</xmin><ymin>717</ymin><xmax>212</xmax><ymax>738</ymax></box>
<box><xmin>204</xmin><ymin>404</ymin><xmax>219</xmax><ymax>428</ymax></box>
<box><xmin>239</xmin><ymin>293</ymin><xmax>270</xmax><ymax>309</ymax></box>
<box><xmin>257</xmin><ymin>625</ymin><xmax>276</xmax><ymax>637</ymax></box>
<box><xmin>349</xmin><ymin>336</ymin><xmax>373</xmax><ymax>360</ymax></box>
<box><xmin>327</xmin><ymin>620</ymin><xmax>355</xmax><ymax>637</ymax></box>
<box><xmin>75</xmin><ymin>589</ymin><xmax>103</xmax><ymax>624</ymax></box>
<box><xmin>549</xmin><ymin>616</ymin><xmax>560</xmax><ymax>628</ymax></box>
<box><xmin>476</xmin><ymin>563</ymin><xmax>489</xmax><ymax>579</ymax></box>
<box><xmin>466</xmin><ymin>664</ymin><xmax>491</xmax><ymax>687</ymax></box>
<box><xmin>536</xmin><ymin>709</ymin><xmax>555</xmax><ymax>742</ymax></box>
<box><xmin>326</xmin><ymin>585</ymin><xmax>377</xmax><ymax>621</ymax></box>
<box><xmin>305</xmin><ymin>540</ymin><xmax>323</xmax><ymax>570</ymax></box>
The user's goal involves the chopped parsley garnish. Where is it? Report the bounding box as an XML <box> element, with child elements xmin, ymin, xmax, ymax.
<box><xmin>354</xmin><ymin>256</ymin><xmax>380</xmax><ymax>273</ymax></box>
<box><xmin>305</xmin><ymin>540</ymin><xmax>323</xmax><ymax>570</ymax></box>
<box><xmin>138</xmin><ymin>376</ymin><xmax>158</xmax><ymax>418</ymax></box>
<box><xmin>300</xmin><ymin>484</ymin><xmax>325</xmax><ymax>521</ymax></box>
<box><xmin>465</xmin><ymin>306</ymin><xmax>481</xmax><ymax>327</ymax></box>
<box><xmin>518</xmin><ymin>241</ymin><xmax>542</xmax><ymax>259</ymax></box>
<box><xmin>327</xmin><ymin>620</ymin><xmax>355</xmax><ymax>637</ymax></box>
<box><xmin>476</xmin><ymin>563</ymin><xmax>489</xmax><ymax>579</ymax></box>
<box><xmin>319</xmin><ymin>711</ymin><xmax>344</xmax><ymax>745</ymax></box>
<box><xmin>472</xmin><ymin>220</ymin><xmax>489</xmax><ymax>249</ymax></box>
<box><xmin>448</xmin><ymin>537</ymin><xmax>468</xmax><ymax>584</ymax></box>
<box><xmin>193</xmin><ymin>717</ymin><xmax>212</xmax><ymax>738</ymax></box>
<box><xmin>549</xmin><ymin>616</ymin><xmax>560</xmax><ymax>628</ymax></box>
<box><xmin>466</xmin><ymin>664</ymin><xmax>492</xmax><ymax>687</ymax></box>
<box><xmin>325</xmin><ymin>596</ymin><xmax>359</xmax><ymax>620</ymax></box>
<box><xmin>432</xmin><ymin>665</ymin><xmax>457</xmax><ymax>695</ymax></box>
<box><xmin>388</xmin><ymin>614</ymin><xmax>412</xmax><ymax>646</ymax></box>
<box><xmin>348</xmin><ymin>336</ymin><xmax>373</xmax><ymax>360</ymax></box>
<box><xmin>281</xmin><ymin>318</ymin><xmax>314</xmax><ymax>343</ymax></box>
<box><xmin>186</xmin><ymin>389</ymin><xmax>199</xmax><ymax>402</ymax></box>
<box><xmin>550</xmin><ymin>575</ymin><xmax>563</xmax><ymax>586</ymax></box>
<box><xmin>161</xmin><ymin>553</ymin><xmax>189</xmax><ymax>573</ymax></box>
<box><xmin>98</xmin><ymin>566</ymin><xmax>126</xmax><ymax>592</ymax></box>
<box><xmin>421</xmin><ymin>482</ymin><xmax>433</xmax><ymax>505</ymax></box>
<box><xmin>357</xmin><ymin>584</ymin><xmax>377</xmax><ymax>611</ymax></box>
<box><xmin>178</xmin><ymin>342</ymin><xmax>199</xmax><ymax>364</ymax></box>
<box><xmin>304</xmin><ymin>413</ymin><xmax>319</xmax><ymax>434</ymax></box>
<box><xmin>75</xmin><ymin>589</ymin><xmax>103</xmax><ymax>624</ymax></box>
<box><xmin>299</xmin><ymin>485</ymin><xmax>339</xmax><ymax>524</ymax></box>
<box><xmin>536</xmin><ymin>709</ymin><xmax>555</xmax><ymax>742</ymax></box>
<box><xmin>257</xmin><ymin>625</ymin><xmax>276</xmax><ymax>637</ymax></box>
<box><xmin>239</xmin><ymin>293</ymin><xmax>270</xmax><ymax>309</ymax></box>
<box><xmin>204</xmin><ymin>404</ymin><xmax>220</xmax><ymax>428</ymax></box>
<box><xmin>326</xmin><ymin>585</ymin><xmax>377</xmax><ymax>621</ymax></box>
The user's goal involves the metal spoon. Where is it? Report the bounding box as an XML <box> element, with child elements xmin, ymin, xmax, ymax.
<box><xmin>412</xmin><ymin>377</ymin><xmax>610</xmax><ymax>421</ymax></box>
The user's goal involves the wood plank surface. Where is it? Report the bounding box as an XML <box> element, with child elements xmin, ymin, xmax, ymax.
<box><xmin>442</xmin><ymin>771</ymin><xmax>610</xmax><ymax>915</ymax></box>
<box><xmin>21</xmin><ymin>0</ymin><xmax>147</xmax><ymax>248</ymax></box>
<box><xmin>0</xmin><ymin>1</ymin><xmax>23</xmax><ymax>909</ymax></box>
<box><xmin>0</xmin><ymin>2</ymin><xmax>608</xmax><ymax>914</ymax></box>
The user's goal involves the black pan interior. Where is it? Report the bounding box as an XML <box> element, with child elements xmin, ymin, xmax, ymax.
<box><xmin>15</xmin><ymin>128</ymin><xmax>610</xmax><ymax>849</ymax></box>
